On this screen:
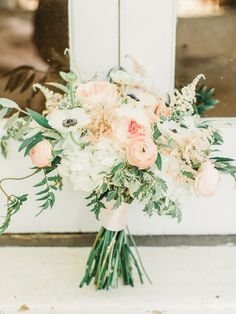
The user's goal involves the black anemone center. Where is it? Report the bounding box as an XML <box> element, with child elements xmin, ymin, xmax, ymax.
<box><xmin>127</xmin><ymin>93</ymin><xmax>140</xmax><ymax>101</ymax></box>
<box><xmin>62</xmin><ymin>118</ymin><xmax>78</xmax><ymax>128</ymax></box>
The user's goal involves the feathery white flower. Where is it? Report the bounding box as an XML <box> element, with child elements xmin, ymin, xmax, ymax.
<box><xmin>171</xmin><ymin>74</ymin><xmax>205</xmax><ymax>114</ymax></box>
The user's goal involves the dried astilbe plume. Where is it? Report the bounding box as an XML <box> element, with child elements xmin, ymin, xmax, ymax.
<box><xmin>87</xmin><ymin>108</ymin><xmax>116</xmax><ymax>142</ymax></box>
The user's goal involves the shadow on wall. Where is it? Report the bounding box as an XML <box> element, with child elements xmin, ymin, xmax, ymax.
<box><xmin>0</xmin><ymin>0</ymin><xmax>69</xmax><ymax>113</ymax></box>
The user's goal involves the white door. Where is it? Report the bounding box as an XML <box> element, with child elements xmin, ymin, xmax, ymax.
<box><xmin>0</xmin><ymin>0</ymin><xmax>236</xmax><ymax>234</ymax></box>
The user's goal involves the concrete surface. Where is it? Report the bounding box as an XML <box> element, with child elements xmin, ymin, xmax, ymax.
<box><xmin>0</xmin><ymin>246</ymin><xmax>236</xmax><ymax>314</ymax></box>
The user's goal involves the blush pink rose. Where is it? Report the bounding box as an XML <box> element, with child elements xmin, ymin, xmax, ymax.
<box><xmin>113</xmin><ymin>118</ymin><xmax>146</xmax><ymax>145</ymax></box>
<box><xmin>194</xmin><ymin>161</ymin><xmax>220</xmax><ymax>197</ymax></box>
<box><xmin>29</xmin><ymin>140</ymin><xmax>53</xmax><ymax>168</ymax></box>
<box><xmin>76</xmin><ymin>81</ymin><xmax>117</xmax><ymax>106</ymax></box>
<box><xmin>146</xmin><ymin>102</ymin><xmax>172</xmax><ymax>123</ymax></box>
<box><xmin>126</xmin><ymin>136</ymin><xmax>158</xmax><ymax>170</ymax></box>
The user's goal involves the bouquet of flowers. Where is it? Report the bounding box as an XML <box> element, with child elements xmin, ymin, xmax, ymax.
<box><xmin>0</xmin><ymin>63</ymin><xmax>235</xmax><ymax>290</ymax></box>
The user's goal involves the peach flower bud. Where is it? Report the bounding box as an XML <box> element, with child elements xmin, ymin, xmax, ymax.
<box><xmin>126</xmin><ymin>136</ymin><xmax>158</xmax><ymax>170</ymax></box>
<box><xmin>194</xmin><ymin>161</ymin><xmax>220</xmax><ymax>197</ymax></box>
<box><xmin>76</xmin><ymin>81</ymin><xmax>117</xmax><ymax>106</ymax></box>
<box><xmin>146</xmin><ymin>102</ymin><xmax>172</xmax><ymax>123</ymax></box>
<box><xmin>29</xmin><ymin>140</ymin><xmax>53</xmax><ymax>168</ymax></box>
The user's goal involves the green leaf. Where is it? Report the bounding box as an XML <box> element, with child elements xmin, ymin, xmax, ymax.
<box><xmin>18</xmin><ymin>194</ymin><xmax>28</xmax><ymax>202</ymax></box>
<box><xmin>211</xmin><ymin>157</ymin><xmax>234</xmax><ymax>162</ymax></box>
<box><xmin>0</xmin><ymin>139</ymin><xmax>8</xmax><ymax>158</ymax></box>
<box><xmin>182</xmin><ymin>171</ymin><xmax>194</xmax><ymax>179</ymax></box>
<box><xmin>100</xmin><ymin>182</ymin><xmax>108</xmax><ymax>194</ymax></box>
<box><xmin>46</xmin><ymin>82</ymin><xmax>68</xmax><ymax>93</ymax></box>
<box><xmin>59</xmin><ymin>71</ymin><xmax>69</xmax><ymax>82</ymax></box>
<box><xmin>195</xmin><ymin>85</ymin><xmax>219</xmax><ymax>116</ymax></box>
<box><xmin>33</xmin><ymin>178</ymin><xmax>47</xmax><ymax>187</ymax></box>
<box><xmin>24</xmin><ymin>137</ymin><xmax>44</xmax><ymax>156</ymax></box>
<box><xmin>111</xmin><ymin>162</ymin><xmax>126</xmax><ymax>174</ymax></box>
<box><xmin>0</xmin><ymin>194</ymin><xmax>28</xmax><ymax>234</ymax></box>
<box><xmin>43</xmin><ymin>131</ymin><xmax>62</xmax><ymax>140</ymax></box>
<box><xmin>47</xmin><ymin>175</ymin><xmax>61</xmax><ymax>181</ymax></box>
<box><xmin>36</xmin><ymin>195</ymin><xmax>49</xmax><ymax>201</ymax></box>
<box><xmin>35</xmin><ymin>188</ymin><xmax>50</xmax><ymax>195</ymax></box>
<box><xmin>26</xmin><ymin>109</ymin><xmax>52</xmax><ymax>129</ymax></box>
<box><xmin>107</xmin><ymin>191</ymin><xmax>117</xmax><ymax>202</ymax></box>
<box><xmin>0</xmin><ymin>108</ymin><xmax>9</xmax><ymax>120</ymax></box>
<box><xmin>18</xmin><ymin>134</ymin><xmax>40</xmax><ymax>152</ymax></box>
<box><xmin>0</xmin><ymin>98</ymin><xmax>20</xmax><ymax>110</ymax></box>
<box><xmin>4</xmin><ymin>112</ymin><xmax>19</xmax><ymax>130</ymax></box>
<box><xmin>49</xmin><ymin>192</ymin><xmax>55</xmax><ymax>207</ymax></box>
<box><xmin>153</xmin><ymin>124</ymin><xmax>161</xmax><ymax>140</ymax></box>
<box><xmin>155</xmin><ymin>153</ymin><xmax>162</xmax><ymax>170</ymax></box>
<box><xmin>113</xmin><ymin>196</ymin><xmax>122</xmax><ymax>209</ymax></box>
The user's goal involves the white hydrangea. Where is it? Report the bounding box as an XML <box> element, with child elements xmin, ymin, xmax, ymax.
<box><xmin>58</xmin><ymin>136</ymin><xmax>124</xmax><ymax>192</ymax></box>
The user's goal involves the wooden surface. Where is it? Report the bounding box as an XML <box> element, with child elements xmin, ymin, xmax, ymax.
<box><xmin>1</xmin><ymin>233</ymin><xmax>236</xmax><ymax>247</ymax></box>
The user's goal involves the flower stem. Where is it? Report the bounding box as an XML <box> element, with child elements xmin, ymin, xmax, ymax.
<box><xmin>0</xmin><ymin>169</ymin><xmax>41</xmax><ymax>200</ymax></box>
<box><xmin>126</xmin><ymin>226</ymin><xmax>152</xmax><ymax>284</ymax></box>
<box><xmin>80</xmin><ymin>226</ymin><xmax>149</xmax><ymax>290</ymax></box>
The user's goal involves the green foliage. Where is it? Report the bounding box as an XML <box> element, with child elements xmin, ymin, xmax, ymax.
<box><xmin>19</xmin><ymin>132</ymin><xmax>44</xmax><ymax>156</ymax></box>
<box><xmin>153</xmin><ymin>198</ymin><xmax>182</xmax><ymax>222</ymax></box>
<box><xmin>212</xmin><ymin>130</ymin><xmax>224</xmax><ymax>146</ymax></box>
<box><xmin>211</xmin><ymin>157</ymin><xmax>236</xmax><ymax>182</ymax></box>
<box><xmin>194</xmin><ymin>85</ymin><xmax>220</xmax><ymax>116</ymax></box>
<box><xmin>0</xmin><ymin>136</ymin><xmax>8</xmax><ymax>158</ymax></box>
<box><xmin>26</xmin><ymin>109</ymin><xmax>52</xmax><ymax>129</ymax></box>
<box><xmin>34</xmin><ymin>171</ymin><xmax>62</xmax><ymax>216</ymax></box>
<box><xmin>18</xmin><ymin>129</ymin><xmax>60</xmax><ymax>157</ymax></box>
<box><xmin>4</xmin><ymin>112</ymin><xmax>19</xmax><ymax>130</ymax></box>
<box><xmin>86</xmin><ymin>163</ymin><xmax>182</xmax><ymax>222</ymax></box>
<box><xmin>86</xmin><ymin>191</ymin><xmax>106</xmax><ymax>220</ymax></box>
<box><xmin>153</xmin><ymin>124</ymin><xmax>162</xmax><ymax>141</ymax></box>
<box><xmin>0</xmin><ymin>194</ymin><xmax>28</xmax><ymax>234</ymax></box>
<box><xmin>111</xmin><ymin>162</ymin><xmax>126</xmax><ymax>174</ymax></box>
<box><xmin>0</xmin><ymin>118</ymin><xmax>32</xmax><ymax>159</ymax></box>
<box><xmin>155</xmin><ymin>153</ymin><xmax>162</xmax><ymax>170</ymax></box>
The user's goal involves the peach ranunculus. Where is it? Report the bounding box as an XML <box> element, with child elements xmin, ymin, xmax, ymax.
<box><xmin>29</xmin><ymin>140</ymin><xmax>53</xmax><ymax>168</ymax></box>
<box><xmin>146</xmin><ymin>101</ymin><xmax>172</xmax><ymax>123</ymax></box>
<box><xmin>194</xmin><ymin>161</ymin><xmax>220</xmax><ymax>197</ymax></box>
<box><xmin>126</xmin><ymin>136</ymin><xmax>158</xmax><ymax>170</ymax></box>
<box><xmin>75</xmin><ymin>81</ymin><xmax>118</xmax><ymax>107</ymax></box>
<box><xmin>113</xmin><ymin>118</ymin><xmax>146</xmax><ymax>145</ymax></box>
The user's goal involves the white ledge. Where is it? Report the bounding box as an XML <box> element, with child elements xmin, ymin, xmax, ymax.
<box><xmin>0</xmin><ymin>246</ymin><xmax>236</xmax><ymax>314</ymax></box>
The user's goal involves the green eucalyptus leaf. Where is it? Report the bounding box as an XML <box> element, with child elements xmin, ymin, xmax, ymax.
<box><xmin>26</xmin><ymin>109</ymin><xmax>51</xmax><ymax>129</ymax></box>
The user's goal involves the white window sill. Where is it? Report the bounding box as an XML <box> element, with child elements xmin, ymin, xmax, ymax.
<box><xmin>1</xmin><ymin>246</ymin><xmax>236</xmax><ymax>314</ymax></box>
